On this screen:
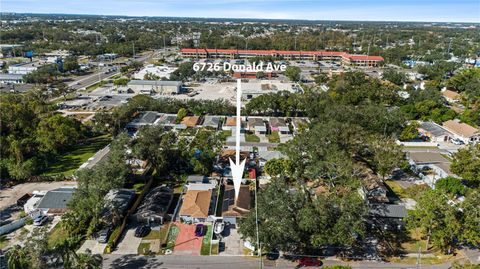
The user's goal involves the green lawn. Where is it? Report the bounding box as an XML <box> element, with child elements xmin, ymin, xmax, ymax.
<box><xmin>42</xmin><ymin>135</ymin><xmax>111</xmax><ymax>177</ymax></box>
<box><xmin>0</xmin><ymin>235</ymin><xmax>10</xmax><ymax>250</ymax></box>
<box><xmin>219</xmin><ymin>130</ymin><xmax>232</xmax><ymax>141</ymax></box>
<box><xmin>143</xmin><ymin>229</ymin><xmax>161</xmax><ymax>240</ymax></box>
<box><xmin>138</xmin><ymin>242</ymin><xmax>151</xmax><ymax>255</ymax></box>
<box><xmin>200</xmin><ymin>225</ymin><xmax>213</xmax><ymax>255</ymax></box>
<box><xmin>266</xmin><ymin>131</ymin><xmax>280</xmax><ymax>143</ymax></box>
<box><xmin>245</xmin><ymin>133</ymin><xmax>260</xmax><ymax>143</ymax></box>
<box><xmin>47</xmin><ymin>224</ymin><xmax>70</xmax><ymax>249</ymax></box>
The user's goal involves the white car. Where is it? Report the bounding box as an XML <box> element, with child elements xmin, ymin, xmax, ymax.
<box><xmin>33</xmin><ymin>215</ymin><xmax>48</xmax><ymax>226</ymax></box>
<box><xmin>451</xmin><ymin>138</ymin><xmax>464</xmax><ymax>145</ymax></box>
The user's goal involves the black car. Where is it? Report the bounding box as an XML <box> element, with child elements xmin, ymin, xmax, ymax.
<box><xmin>135</xmin><ymin>225</ymin><xmax>151</xmax><ymax>238</ymax></box>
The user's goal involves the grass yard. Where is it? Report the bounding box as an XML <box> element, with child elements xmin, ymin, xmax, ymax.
<box><xmin>385</xmin><ymin>180</ymin><xmax>408</xmax><ymax>199</ymax></box>
<box><xmin>138</xmin><ymin>242</ymin><xmax>151</xmax><ymax>255</ymax></box>
<box><xmin>200</xmin><ymin>225</ymin><xmax>213</xmax><ymax>255</ymax></box>
<box><xmin>47</xmin><ymin>224</ymin><xmax>70</xmax><ymax>249</ymax></box>
<box><xmin>143</xmin><ymin>229</ymin><xmax>161</xmax><ymax>240</ymax></box>
<box><xmin>0</xmin><ymin>235</ymin><xmax>10</xmax><ymax>250</ymax></box>
<box><xmin>165</xmin><ymin>224</ymin><xmax>179</xmax><ymax>250</ymax></box>
<box><xmin>219</xmin><ymin>130</ymin><xmax>232</xmax><ymax>141</ymax></box>
<box><xmin>245</xmin><ymin>133</ymin><xmax>260</xmax><ymax>143</ymax></box>
<box><xmin>211</xmin><ymin>242</ymin><xmax>219</xmax><ymax>255</ymax></box>
<box><xmin>42</xmin><ymin>135</ymin><xmax>111</xmax><ymax>177</ymax></box>
<box><xmin>266</xmin><ymin>131</ymin><xmax>280</xmax><ymax>143</ymax></box>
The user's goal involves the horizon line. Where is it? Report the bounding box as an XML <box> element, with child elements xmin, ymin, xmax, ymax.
<box><xmin>2</xmin><ymin>11</ymin><xmax>479</xmax><ymax>24</ymax></box>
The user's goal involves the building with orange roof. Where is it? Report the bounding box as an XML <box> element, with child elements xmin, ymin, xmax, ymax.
<box><xmin>442</xmin><ymin>119</ymin><xmax>479</xmax><ymax>144</ymax></box>
<box><xmin>181</xmin><ymin>116</ymin><xmax>201</xmax><ymax>127</ymax></box>
<box><xmin>180</xmin><ymin>48</ymin><xmax>384</xmax><ymax>67</ymax></box>
<box><xmin>441</xmin><ymin>89</ymin><xmax>461</xmax><ymax>103</ymax></box>
<box><xmin>179</xmin><ymin>189</ymin><xmax>213</xmax><ymax>223</ymax></box>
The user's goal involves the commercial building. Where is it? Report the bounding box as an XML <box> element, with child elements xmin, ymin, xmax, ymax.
<box><xmin>126</xmin><ymin>80</ymin><xmax>182</xmax><ymax>95</ymax></box>
<box><xmin>0</xmin><ymin>73</ymin><xmax>24</xmax><ymax>84</ymax></box>
<box><xmin>8</xmin><ymin>62</ymin><xmax>40</xmax><ymax>75</ymax></box>
<box><xmin>180</xmin><ymin>48</ymin><xmax>384</xmax><ymax>67</ymax></box>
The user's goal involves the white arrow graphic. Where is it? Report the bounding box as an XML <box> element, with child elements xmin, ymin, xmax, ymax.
<box><xmin>229</xmin><ymin>79</ymin><xmax>246</xmax><ymax>201</ymax></box>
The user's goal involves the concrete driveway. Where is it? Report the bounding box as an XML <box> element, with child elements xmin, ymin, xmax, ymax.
<box><xmin>219</xmin><ymin>225</ymin><xmax>244</xmax><ymax>256</ymax></box>
<box><xmin>113</xmin><ymin>227</ymin><xmax>142</xmax><ymax>255</ymax></box>
<box><xmin>77</xmin><ymin>239</ymin><xmax>107</xmax><ymax>255</ymax></box>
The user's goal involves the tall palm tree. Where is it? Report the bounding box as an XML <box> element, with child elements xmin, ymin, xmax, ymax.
<box><xmin>6</xmin><ymin>245</ymin><xmax>29</xmax><ymax>269</ymax></box>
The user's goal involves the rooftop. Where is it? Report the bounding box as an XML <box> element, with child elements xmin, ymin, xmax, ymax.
<box><xmin>222</xmin><ymin>185</ymin><xmax>251</xmax><ymax>217</ymax></box>
<box><xmin>225</xmin><ymin>117</ymin><xmax>237</xmax><ymax>126</ymax></box>
<box><xmin>202</xmin><ymin>115</ymin><xmax>221</xmax><ymax>127</ymax></box>
<box><xmin>369</xmin><ymin>204</ymin><xmax>407</xmax><ymax>218</ymax></box>
<box><xmin>36</xmin><ymin>187</ymin><xmax>75</xmax><ymax>210</ymax></box>
<box><xmin>442</xmin><ymin>89</ymin><xmax>460</xmax><ymax>100</ymax></box>
<box><xmin>127</xmin><ymin>80</ymin><xmax>182</xmax><ymax>87</ymax></box>
<box><xmin>443</xmin><ymin>120</ymin><xmax>479</xmax><ymax>138</ymax></box>
<box><xmin>181</xmin><ymin>116</ymin><xmax>201</xmax><ymax>127</ymax></box>
<box><xmin>179</xmin><ymin>189</ymin><xmax>212</xmax><ymax>218</ymax></box>
<box><xmin>269</xmin><ymin>117</ymin><xmax>287</xmax><ymax>128</ymax></box>
<box><xmin>419</xmin><ymin>121</ymin><xmax>450</xmax><ymax>137</ymax></box>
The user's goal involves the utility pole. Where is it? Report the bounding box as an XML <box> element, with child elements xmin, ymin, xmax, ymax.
<box><xmin>255</xmin><ymin>177</ymin><xmax>262</xmax><ymax>269</ymax></box>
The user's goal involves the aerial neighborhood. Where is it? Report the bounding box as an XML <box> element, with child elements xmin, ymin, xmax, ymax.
<box><xmin>0</xmin><ymin>7</ymin><xmax>479</xmax><ymax>269</ymax></box>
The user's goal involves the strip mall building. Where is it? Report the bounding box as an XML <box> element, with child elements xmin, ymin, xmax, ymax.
<box><xmin>180</xmin><ymin>48</ymin><xmax>384</xmax><ymax>67</ymax></box>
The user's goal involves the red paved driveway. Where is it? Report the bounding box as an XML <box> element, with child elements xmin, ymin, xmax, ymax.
<box><xmin>173</xmin><ymin>223</ymin><xmax>203</xmax><ymax>256</ymax></box>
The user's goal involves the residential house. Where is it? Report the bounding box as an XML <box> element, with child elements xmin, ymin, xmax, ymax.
<box><xmin>101</xmin><ymin>189</ymin><xmax>135</xmax><ymax>224</ymax></box>
<box><xmin>221</xmin><ymin>185</ymin><xmax>251</xmax><ymax>226</ymax></box>
<box><xmin>126</xmin><ymin>111</ymin><xmax>162</xmax><ymax>132</ymax></box>
<box><xmin>132</xmin><ymin>186</ymin><xmax>173</xmax><ymax>225</ymax></box>
<box><xmin>201</xmin><ymin>115</ymin><xmax>222</xmax><ymax>130</ymax></box>
<box><xmin>408</xmin><ymin>151</ymin><xmax>454</xmax><ymax>187</ymax></box>
<box><xmin>291</xmin><ymin>118</ymin><xmax>309</xmax><ymax>134</ymax></box>
<box><xmin>35</xmin><ymin>187</ymin><xmax>76</xmax><ymax>215</ymax></box>
<box><xmin>179</xmin><ymin>189</ymin><xmax>213</xmax><ymax>223</ymax></box>
<box><xmin>222</xmin><ymin>116</ymin><xmax>244</xmax><ymax>133</ymax></box>
<box><xmin>156</xmin><ymin>113</ymin><xmax>186</xmax><ymax>130</ymax></box>
<box><xmin>359</xmin><ymin>176</ymin><xmax>389</xmax><ymax>203</ymax></box>
<box><xmin>247</xmin><ymin>117</ymin><xmax>267</xmax><ymax>135</ymax></box>
<box><xmin>418</xmin><ymin>121</ymin><xmax>452</xmax><ymax>143</ymax></box>
<box><xmin>181</xmin><ymin>116</ymin><xmax>201</xmax><ymax>128</ymax></box>
<box><xmin>269</xmin><ymin>117</ymin><xmax>290</xmax><ymax>134</ymax></box>
<box><xmin>368</xmin><ymin>204</ymin><xmax>407</xmax><ymax>231</ymax></box>
<box><xmin>186</xmin><ymin>175</ymin><xmax>210</xmax><ymax>184</ymax></box>
<box><xmin>442</xmin><ymin>120</ymin><xmax>479</xmax><ymax>144</ymax></box>
<box><xmin>441</xmin><ymin>89</ymin><xmax>460</xmax><ymax>103</ymax></box>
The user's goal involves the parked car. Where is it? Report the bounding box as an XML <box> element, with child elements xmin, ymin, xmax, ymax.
<box><xmin>98</xmin><ymin>227</ymin><xmax>111</xmax><ymax>243</ymax></box>
<box><xmin>134</xmin><ymin>225</ymin><xmax>151</xmax><ymax>238</ymax></box>
<box><xmin>33</xmin><ymin>215</ymin><xmax>48</xmax><ymax>226</ymax></box>
<box><xmin>266</xmin><ymin>249</ymin><xmax>280</xmax><ymax>260</ymax></box>
<box><xmin>298</xmin><ymin>257</ymin><xmax>322</xmax><ymax>267</ymax></box>
<box><xmin>195</xmin><ymin>224</ymin><xmax>205</xmax><ymax>237</ymax></box>
<box><xmin>451</xmin><ymin>138</ymin><xmax>464</xmax><ymax>145</ymax></box>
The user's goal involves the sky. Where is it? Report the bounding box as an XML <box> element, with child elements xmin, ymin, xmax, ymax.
<box><xmin>2</xmin><ymin>0</ymin><xmax>480</xmax><ymax>23</ymax></box>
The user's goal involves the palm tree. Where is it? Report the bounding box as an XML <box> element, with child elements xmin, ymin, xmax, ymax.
<box><xmin>6</xmin><ymin>245</ymin><xmax>29</xmax><ymax>269</ymax></box>
<box><xmin>76</xmin><ymin>250</ymin><xmax>103</xmax><ymax>269</ymax></box>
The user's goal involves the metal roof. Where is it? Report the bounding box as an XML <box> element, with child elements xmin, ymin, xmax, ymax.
<box><xmin>0</xmin><ymin>74</ymin><xmax>23</xmax><ymax>80</ymax></box>
<box><xmin>127</xmin><ymin>80</ymin><xmax>182</xmax><ymax>87</ymax></box>
<box><xmin>420</xmin><ymin>122</ymin><xmax>449</xmax><ymax>137</ymax></box>
<box><xmin>369</xmin><ymin>204</ymin><xmax>407</xmax><ymax>219</ymax></box>
<box><xmin>36</xmin><ymin>188</ymin><xmax>75</xmax><ymax>210</ymax></box>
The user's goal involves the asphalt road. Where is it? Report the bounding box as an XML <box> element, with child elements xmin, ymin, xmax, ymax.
<box><xmin>101</xmin><ymin>255</ymin><xmax>460</xmax><ymax>269</ymax></box>
<box><xmin>68</xmin><ymin>70</ymin><xmax>119</xmax><ymax>90</ymax></box>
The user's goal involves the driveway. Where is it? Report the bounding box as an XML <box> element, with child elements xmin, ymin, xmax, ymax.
<box><xmin>113</xmin><ymin>227</ymin><xmax>142</xmax><ymax>255</ymax></box>
<box><xmin>173</xmin><ymin>223</ymin><xmax>202</xmax><ymax>256</ymax></box>
<box><xmin>77</xmin><ymin>239</ymin><xmax>107</xmax><ymax>255</ymax></box>
<box><xmin>219</xmin><ymin>225</ymin><xmax>244</xmax><ymax>256</ymax></box>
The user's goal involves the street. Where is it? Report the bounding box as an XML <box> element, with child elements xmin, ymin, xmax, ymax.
<box><xmin>102</xmin><ymin>254</ymin><xmax>461</xmax><ymax>269</ymax></box>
